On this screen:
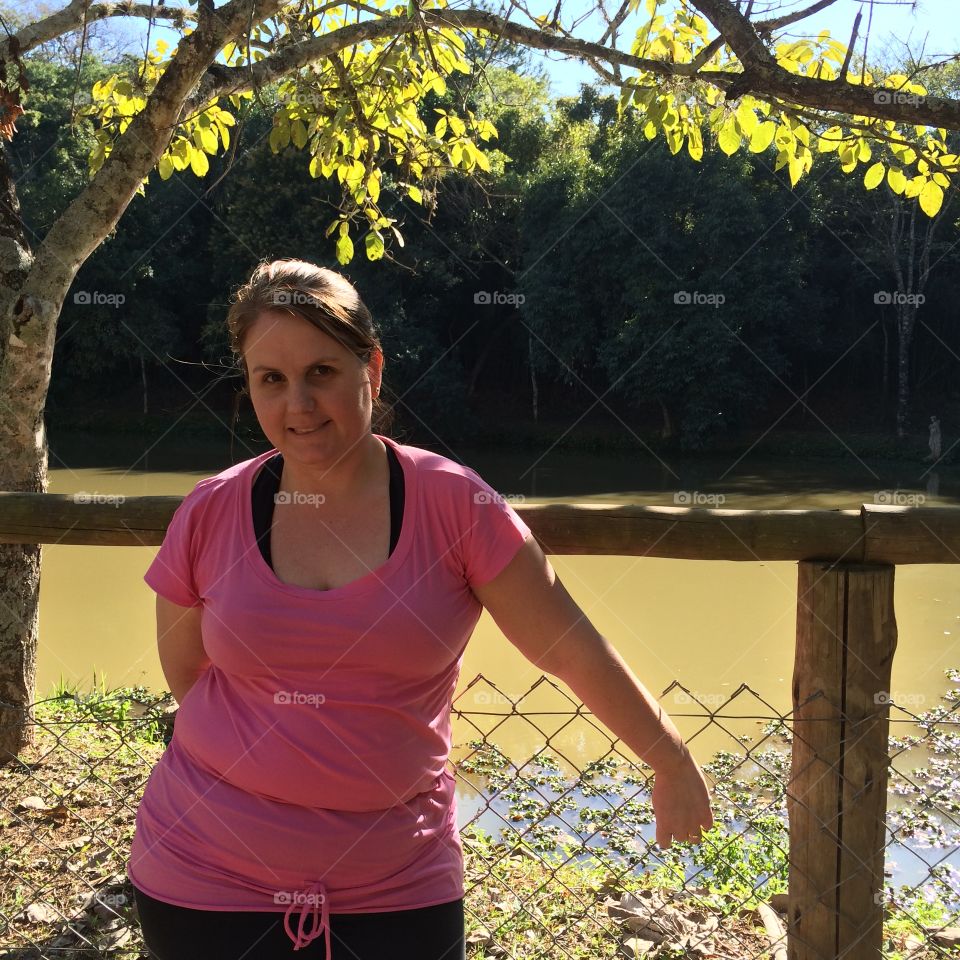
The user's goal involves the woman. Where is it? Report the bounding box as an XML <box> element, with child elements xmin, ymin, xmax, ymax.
<box><xmin>127</xmin><ymin>258</ymin><xmax>712</xmax><ymax>960</ymax></box>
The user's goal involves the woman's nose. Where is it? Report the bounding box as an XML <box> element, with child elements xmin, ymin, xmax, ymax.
<box><xmin>286</xmin><ymin>379</ymin><xmax>316</xmax><ymax>411</ymax></box>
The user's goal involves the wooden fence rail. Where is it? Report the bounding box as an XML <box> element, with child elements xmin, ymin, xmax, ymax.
<box><xmin>2</xmin><ymin>494</ymin><xmax>957</xmax><ymax>960</ymax></box>
<box><xmin>1</xmin><ymin>493</ymin><xmax>960</xmax><ymax>563</ymax></box>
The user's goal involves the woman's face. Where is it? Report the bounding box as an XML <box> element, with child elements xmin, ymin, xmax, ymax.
<box><xmin>242</xmin><ymin>308</ymin><xmax>383</xmax><ymax>467</ymax></box>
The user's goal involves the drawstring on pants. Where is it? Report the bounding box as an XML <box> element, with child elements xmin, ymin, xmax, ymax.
<box><xmin>282</xmin><ymin>879</ymin><xmax>331</xmax><ymax>958</ymax></box>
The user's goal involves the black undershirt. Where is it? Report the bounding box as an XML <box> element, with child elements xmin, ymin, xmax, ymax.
<box><xmin>251</xmin><ymin>444</ymin><xmax>405</xmax><ymax>572</ymax></box>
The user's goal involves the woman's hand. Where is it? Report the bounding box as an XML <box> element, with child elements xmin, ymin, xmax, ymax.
<box><xmin>651</xmin><ymin>747</ymin><xmax>714</xmax><ymax>850</ymax></box>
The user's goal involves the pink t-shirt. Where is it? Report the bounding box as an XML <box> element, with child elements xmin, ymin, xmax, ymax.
<box><xmin>127</xmin><ymin>434</ymin><xmax>533</xmax><ymax>956</ymax></box>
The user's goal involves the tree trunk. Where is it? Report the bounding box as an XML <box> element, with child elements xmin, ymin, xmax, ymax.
<box><xmin>658</xmin><ymin>396</ymin><xmax>673</xmax><ymax>439</ymax></box>
<box><xmin>529</xmin><ymin>332</ymin><xmax>538</xmax><ymax>423</ymax></box>
<box><xmin>0</xmin><ymin>137</ymin><xmax>45</xmax><ymax>762</ymax></box>
<box><xmin>466</xmin><ymin>316</ymin><xmax>510</xmax><ymax>399</ymax></box>
<box><xmin>896</xmin><ymin>307</ymin><xmax>914</xmax><ymax>440</ymax></box>
<box><xmin>0</xmin><ymin>7</ymin><xmax>254</xmax><ymax>761</ymax></box>
<box><xmin>881</xmin><ymin>318</ymin><xmax>889</xmax><ymax>400</ymax></box>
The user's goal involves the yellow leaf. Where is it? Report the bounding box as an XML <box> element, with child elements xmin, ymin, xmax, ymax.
<box><xmin>904</xmin><ymin>176</ymin><xmax>924</xmax><ymax>198</ymax></box>
<box><xmin>717</xmin><ymin>119</ymin><xmax>741</xmax><ymax>156</ymax></box>
<box><xmin>749</xmin><ymin>121</ymin><xmax>776</xmax><ymax>153</ymax></box>
<box><xmin>367</xmin><ymin>172</ymin><xmax>380</xmax><ymax>203</ymax></box>
<box><xmin>686</xmin><ymin>125</ymin><xmax>703</xmax><ymax>161</ymax></box>
<box><xmin>919</xmin><ymin>179</ymin><xmax>944</xmax><ymax>217</ymax></box>
<box><xmin>189</xmin><ymin>147</ymin><xmax>209</xmax><ymax>177</ymax></box>
<box><xmin>158</xmin><ymin>155</ymin><xmax>174</xmax><ymax>180</ymax></box>
<box><xmin>788</xmin><ymin>155</ymin><xmax>804</xmax><ymax>186</ymax></box>
<box><xmin>735</xmin><ymin>101</ymin><xmax>757</xmax><ymax>136</ymax></box>
<box><xmin>199</xmin><ymin>124</ymin><xmax>217</xmax><ymax>153</ymax></box>
<box><xmin>886</xmin><ymin>167</ymin><xmax>907</xmax><ymax>194</ymax></box>
<box><xmin>818</xmin><ymin>126</ymin><xmax>844</xmax><ymax>153</ymax></box>
<box><xmin>864</xmin><ymin>162</ymin><xmax>884</xmax><ymax>190</ymax></box>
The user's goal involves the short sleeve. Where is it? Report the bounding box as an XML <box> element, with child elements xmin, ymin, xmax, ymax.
<box><xmin>462</xmin><ymin>468</ymin><xmax>534</xmax><ymax>588</ymax></box>
<box><xmin>144</xmin><ymin>487</ymin><xmax>206</xmax><ymax>608</ymax></box>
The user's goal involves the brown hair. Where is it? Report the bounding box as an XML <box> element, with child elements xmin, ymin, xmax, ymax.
<box><xmin>225</xmin><ymin>258</ymin><xmax>394</xmax><ymax>438</ymax></box>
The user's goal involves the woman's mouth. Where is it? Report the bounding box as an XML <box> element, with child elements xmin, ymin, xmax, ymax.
<box><xmin>288</xmin><ymin>421</ymin><xmax>331</xmax><ymax>436</ymax></box>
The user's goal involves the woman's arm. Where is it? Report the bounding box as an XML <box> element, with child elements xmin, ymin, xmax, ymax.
<box><xmin>471</xmin><ymin>536</ymin><xmax>713</xmax><ymax>848</ymax></box>
<box><xmin>156</xmin><ymin>594</ymin><xmax>210</xmax><ymax>704</ymax></box>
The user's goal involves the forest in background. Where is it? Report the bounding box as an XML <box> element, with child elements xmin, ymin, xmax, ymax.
<box><xmin>12</xmin><ymin>35</ymin><xmax>960</xmax><ymax>455</ymax></box>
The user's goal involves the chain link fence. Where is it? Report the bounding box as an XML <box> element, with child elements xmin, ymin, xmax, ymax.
<box><xmin>1</xmin><ymin>670</ymin><xmax>959</xmax><ymax>959</ymax></box>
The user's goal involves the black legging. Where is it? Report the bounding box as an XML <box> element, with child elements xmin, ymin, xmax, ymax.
<box><xmin>132</xmin><ymin>884</ymin><xmax>466</xmax><ymax>960</ymax></box>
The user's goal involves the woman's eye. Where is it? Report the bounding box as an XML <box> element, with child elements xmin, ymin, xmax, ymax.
<box><xmin>262</xmin><ymin>367</ymin><xmax>330</xmax><ymax>383</ymax></box>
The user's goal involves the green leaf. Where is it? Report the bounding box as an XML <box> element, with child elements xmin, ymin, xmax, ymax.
<box><xmin>365</xmin><ymin>231</ymin><xmax>385</xmax><ymax>261</ymax></box>
<box><xmin>919</xmin><ymin>179</ymin><xmax>944</xmax><ymax>217</ymax></box>
<box><xmin>158</xmin><ymin>155</ymin><xmax>174</xmax><ymax>180</ymax></box>
<box><xmin>336</xmin><ymin>231</ymin><xmax>354</xmax><ymax>264</ymax></box>
<box><xmin>407</xmin><ymin>185</ymin><xmax>423</xmax><ymax>204</ymax></box>
<box><xmin>863</xmin><ymin>162</ymin><xmax>884</xmax><ymax>190</ymax></box>
<box><xmin>291</xmin><ymin>119</ymin><xmax>308</xmax><ymax>149</ymax></box>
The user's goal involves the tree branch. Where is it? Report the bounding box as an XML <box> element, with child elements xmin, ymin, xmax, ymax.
<box><xmin>755</xmin><ymin>0</ymin><xmax>840</xmax><ymax>35</ymax></box>
<box><xmin>181</xmin><ymin>7</ymin><xmax>960</xmax><ymax>130</ymax></box>
<box><xmin>1</xmin><ymin>0</ymin><xmax>195</xmax><ymax>60</ymax></box>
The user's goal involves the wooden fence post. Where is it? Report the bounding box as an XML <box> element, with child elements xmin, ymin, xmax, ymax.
<box><xmin>788</xmin><ymin>561</ymin><xmax>897</xmax><ymax>960</ymax></box>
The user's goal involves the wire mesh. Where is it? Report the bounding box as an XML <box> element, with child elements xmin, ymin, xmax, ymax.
<box><xmin>0</xmin><ymin>671</ymin><xmax>958</xmax><ymax>959</ymax></box>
